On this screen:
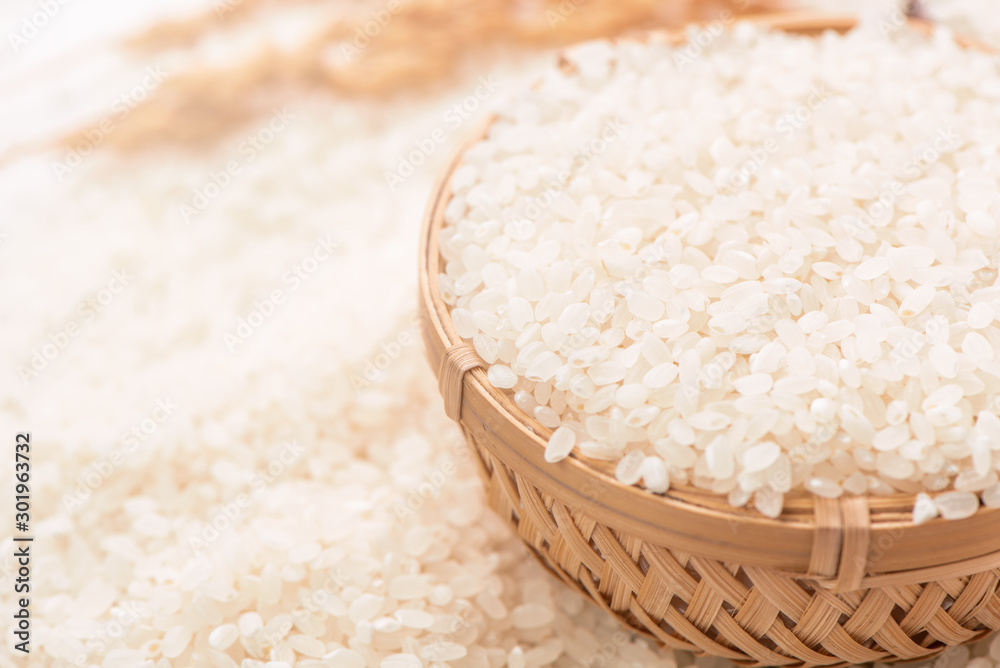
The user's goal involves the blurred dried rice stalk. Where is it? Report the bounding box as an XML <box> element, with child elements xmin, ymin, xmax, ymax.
<box><xmin>58</xmin><ymin>0</ymin><xmax>778</xmax><ymax>154</ymax></box>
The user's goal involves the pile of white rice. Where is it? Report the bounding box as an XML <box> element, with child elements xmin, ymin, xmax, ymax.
<box><xmin>6</xmin><ymin>2</ymin><xmax>1000</xmax><ymax>667</ymax></box>
<box><xmin>0</xmin><ymin>61</ymin><xmax>689</xmax><ymax>668</ymax></box>
<box><xmin>439</xmin><ymin>18</ymin><xmax>1000</xmax><ymax>522</ymax></box>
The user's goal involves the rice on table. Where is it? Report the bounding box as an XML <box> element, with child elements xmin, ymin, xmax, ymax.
<box><xmin>438</xmin><ymin>19</ymin><xmax>1000</xmax><ymax>521</ymax></box>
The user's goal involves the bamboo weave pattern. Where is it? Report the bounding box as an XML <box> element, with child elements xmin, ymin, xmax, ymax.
<box><xmin>465</xmin><ymin>425</ymin><xmax>1000</xmax><ymax>666</ymax></box>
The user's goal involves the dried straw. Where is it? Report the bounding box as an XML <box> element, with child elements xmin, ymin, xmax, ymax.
<box><xmin>52</xmin><ymin>0</ymin><xmax>779</xmax><ymax>155</ymax></box>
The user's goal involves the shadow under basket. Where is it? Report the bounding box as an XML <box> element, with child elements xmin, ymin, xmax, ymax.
<box><xmin>418</xmin><ymin>12</ymin><xmax>1000</xmax><ymax>667</ymax></box>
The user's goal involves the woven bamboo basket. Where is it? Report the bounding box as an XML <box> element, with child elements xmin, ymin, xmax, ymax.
<box><xmin>418</xmin><ymin>12</ymin><xmax>1000</xmax><ymax>667</ymax></box>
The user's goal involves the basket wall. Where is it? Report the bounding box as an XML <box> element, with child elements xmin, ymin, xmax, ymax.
<box><xmin>461</xmin><ymin>425</ymin><xmax>1000</xmax><ymax>667</ymax></box>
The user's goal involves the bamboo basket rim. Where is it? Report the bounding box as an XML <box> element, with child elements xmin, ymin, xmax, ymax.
<box><xmin>418</xmin><ymin>11</ymin><xmax>1000</xmax><ymax>584</ymax></box>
